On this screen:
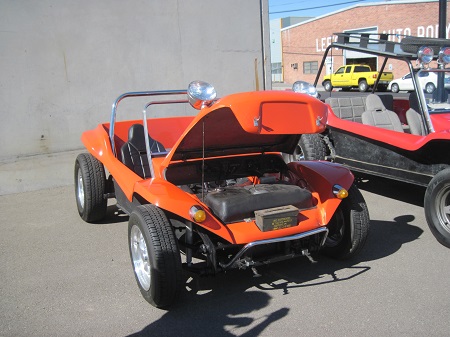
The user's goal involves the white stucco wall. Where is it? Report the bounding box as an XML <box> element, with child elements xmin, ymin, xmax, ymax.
<box><xmin>0</xmin><ymin>0</ymin><xmax>270</xmax><ymax>160</ymax></box>
<box><xmin>0</xmin><ymin>0</ymin><xmax>270</xmax><ymax>194</ymax></box>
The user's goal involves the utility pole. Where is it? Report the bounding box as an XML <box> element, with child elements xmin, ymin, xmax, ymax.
<box><xmin>436</xmin><ymin>0</ymin><xmax>447</xmax><ymax>103</ymax></box>
<box><xmin>439</xmin><ymin>0</ymin><xmax>447</xmax><ymax>39</ymax></box>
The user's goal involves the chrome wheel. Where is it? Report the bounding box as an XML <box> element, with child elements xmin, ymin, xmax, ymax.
<box><xmin>425</xmin><ymin>82</ymin><xmax>436</xmax><ymax>94</ymax></box>
<box><xmin>391</xmin><ymin>83</ymin><xmax>399</xmax><ymax>93</ymax></box>
<box><xmin>130</xmin><ymin>225</ymin><xmax>151</xmax><ymax>291</ymax></box>
<box><xmin>76</xmin><ymin>168</ymin><xmax>85</xmax><ymax>210</ymax></box>
<box><xmin>74</xmin><ymin>153</ymin><xmax>107</xmax><ymax>222</ymax></box>
<box><xmin>358</xmin><ymin>80</ymin><xmax>368</xmax><ymax>92</ymax></box>
<box><xmin>284</xmin><ymin>144</ymin><xmax>304</xmax><ymax>163</ymax></box>
<box><xmin>435</xmin><ymin>185</ymin><xmax>450</xmax><ymax>235</ymax></box>
<box><xmin>425</xmin><ymin>169</ymin><xmax>450</xmax><ymax>248</ymax></box>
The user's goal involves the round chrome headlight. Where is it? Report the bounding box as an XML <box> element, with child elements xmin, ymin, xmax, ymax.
<box><xmin>438</xmin><ymin>47</ymin><xmax>450</xmax><ymax>66</ymax></box>
<box><xmin>292</xmin><ymin>81</ymin><xmax>319</xmax><ymax>98</ymax></box>
<box><xmin>418</xmin><ymin>46</ymin><xmax>434</xmax><ymax>65</ymax></box>
<box><xmin>187</xmin><ymin>81</ymin><xmax>217</xmax><ymax>110</ymax></box>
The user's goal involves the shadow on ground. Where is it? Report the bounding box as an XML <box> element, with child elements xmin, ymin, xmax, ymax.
<box><xmin>356</xmin><ymin>174</ymin><xmax>426</xmax><ymax>207</ymax></box>
<box><xmin>92</xmin><ymin>176</ymin><xmax>425</xmax><ymax>336</ymax></box>
<box><xmin>127</xmin><ymin>212</ymin><xmax>423</xmax><ymax>337</ymax></box>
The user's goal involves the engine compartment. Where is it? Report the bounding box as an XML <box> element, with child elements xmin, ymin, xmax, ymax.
<box><xmin>165</xmin><ymin>153</ymin><xmax>288</xmax><ymax>186</ymax></box>
<box><xmin>205</xmin><ymin>184</ymin><xmax>313</xmax><ymax>223</ymax></box>
<box><xmin>166</xmin><ymin>154</ymin><xmax>314</xmax><ymax>224</ymax></box>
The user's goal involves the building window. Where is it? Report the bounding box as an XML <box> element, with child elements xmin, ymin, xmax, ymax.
<box><xmin>272</xmin><ymin>62</ymin><xmax>282</xmax><ymax>74</ymax></box>
<box><xmin>303</xmin><ymin>61</ymin><xmax>318</xmax><ymax>74</ymax></box>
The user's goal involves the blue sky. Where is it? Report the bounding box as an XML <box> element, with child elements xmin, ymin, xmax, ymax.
<box><xmin>268</xmin><ymin>0</ymin><xmax>391</xmax><ymax>20</ymax></box>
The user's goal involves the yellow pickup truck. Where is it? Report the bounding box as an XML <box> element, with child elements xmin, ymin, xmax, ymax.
<box><xmin>322</xmin><ymin>64</ymin><xmax>393</xmax><ymax>92</ymax></box>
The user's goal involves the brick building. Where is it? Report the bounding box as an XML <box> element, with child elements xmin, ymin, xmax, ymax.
<box><xmin>281</xmin><ymin>0</ymin><xmax>450</xmax><ymax>85</ymax></box>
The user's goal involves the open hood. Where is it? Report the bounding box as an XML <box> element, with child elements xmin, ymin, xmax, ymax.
<box><xmin>164</xmin><ymin>91</ymin><xmax>328</xmax><ymax>162</ymax></box>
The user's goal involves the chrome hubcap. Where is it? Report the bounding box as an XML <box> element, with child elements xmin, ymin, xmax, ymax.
<box><xmin>293</xmin><ymin>145</ymin><xmax>305</xmax><ymax>161</ymax></box>
<box><xmin>436</xmin><ymin>186</ymin><xmax>450</xmax><ymax>234</ymax></box>
<box><xmin>77</xmin><ymin>168</ymin><xmax>85</xmax><ymax>209</ymax></box>
<box><xmin>130</xmin><ymin>225</ymin><xmax>151</xmax><ymax>291</ymax></box>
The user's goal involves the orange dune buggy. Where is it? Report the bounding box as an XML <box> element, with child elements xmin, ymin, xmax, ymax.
<box><xmin>74</xmin><ymin>81</ymin><xmax>370</xmax><ymax>308</ymax></box>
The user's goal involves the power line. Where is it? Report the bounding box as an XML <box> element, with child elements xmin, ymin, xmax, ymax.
<box><xmin>270</xmin><ymin>0</ymin><xmax>310</xmax><ymax>8</ymax></box>
<box><xmin>269</xmin><ymin>0</ymin><xmax>368</xmax><ymax>14</ymax></box>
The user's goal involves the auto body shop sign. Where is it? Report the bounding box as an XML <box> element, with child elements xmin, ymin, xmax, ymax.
<box><xmin>316</xmin><ymin>23</ymin><xmax>450</xmax><ymax>52</ymax></box>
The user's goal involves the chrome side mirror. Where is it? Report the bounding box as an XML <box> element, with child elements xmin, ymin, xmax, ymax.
<box><xmin>187</xmin><ymin>81</ymin><xmax>217</xmax><ymax>110</ymax></box>
<box><xmin>292</xmin><ymin>81</ymin><xmax>319</xmax><ymax>98</ymax></box>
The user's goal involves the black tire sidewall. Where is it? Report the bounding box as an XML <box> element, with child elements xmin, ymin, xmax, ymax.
<box><xmin>74</xmin><ymin>159</ymin><xmax>85</xmax><ymax>215</ymax></box>
<box><xmin>128</xmin><ymin>209</ymin><xmax>160</xmax><ymax>307</ymax></box>
<box><xmin>128</xmin><ymin>204</ymin><xmax>182</xmax><ymax>309</ymax></box>
<box><xmin>298</xmin><ymin>134</ymin><xmax>327</xmax><ymax>160</ymax></box>
<box><xmin>424</xmin><ymin>169</ymin><xmax>450</xmax><ymax>248</ymax></box>
<box><xmin>321</xmin><ymin>184</ymin><xmax>370</xmax><ymax>259</ymax></box>
<box><xmin>74</xmin><ymin>153</ymin><xmax>107</xmax><ymax>222</ymax></box>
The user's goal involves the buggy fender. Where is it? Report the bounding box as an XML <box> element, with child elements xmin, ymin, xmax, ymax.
<box><xmin>287</xmin><ymin>161</ymin><xmax>355</xmax><ymax>223</ymax></box>
<box><xmin>81</xmin><ymin>124</ymin><xmax>111</xmax><ymax>161</ymax></box>
<box><xmin>133</xmin><ymin>179</ymin><xmax>236</xmax><ymax>243</ymax></box>
<box><xmin>81</xmin><ymin>124</ymin><xmax>141</xmax><ymax>198</ymax></box>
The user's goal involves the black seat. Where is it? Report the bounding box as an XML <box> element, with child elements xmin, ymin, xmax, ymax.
<box><xmin>120</xmin><ymin>124</ymin><xmax>165</xmax><ymax>178</ymax></box>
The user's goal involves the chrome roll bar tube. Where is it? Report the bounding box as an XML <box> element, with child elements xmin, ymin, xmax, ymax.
<box><xmin>109</xmin><ymin>90</ymin><xmax>187</xmax><ymax>156</ymax></box>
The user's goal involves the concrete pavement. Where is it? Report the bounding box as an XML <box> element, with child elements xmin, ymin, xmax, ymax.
<box><xmin>0</xmin><ymin>178</ymin><xmax>449</xmax><ymax>336</ymax></box>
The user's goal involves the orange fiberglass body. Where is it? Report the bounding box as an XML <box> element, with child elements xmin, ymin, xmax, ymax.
<box><xmin>75</xmin><ymin>82</ymin><xmax>369</xmax><ymax>308</ymax></box>
<box><xmin>82</xmin><ymin>90</ymin><xmax>348</xmax><ymax>244</ymax></box>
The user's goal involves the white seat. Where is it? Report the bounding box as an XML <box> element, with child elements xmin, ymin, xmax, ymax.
<box><xmin>405</xmin><ymin>93</ymin><xmax>425</xmax><ymax>136</ymax></box>
<box><xmin>362</xmin><ymin>94</ymin><xmax>404</xmax><ymax>132</ymax></box>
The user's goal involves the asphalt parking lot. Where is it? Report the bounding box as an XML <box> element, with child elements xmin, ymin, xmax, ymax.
<box><xmin>1</xmin><ymin>177</ymin><xmax>449</xmax><ymax>337</ymax></box>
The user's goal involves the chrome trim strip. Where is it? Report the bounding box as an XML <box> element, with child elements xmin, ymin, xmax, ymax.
<box><xmin>221</xmin><ymin>227</ymin><xmax>328</xmax><ymax>270</ymax></box>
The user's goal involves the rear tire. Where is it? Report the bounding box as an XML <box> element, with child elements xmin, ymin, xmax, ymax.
<box><xmin>284</xmin><ymin>134</ymin><xmax>327</xmax><ymax>162</ymax></box>
<box><xmin>128</xmin><ymin>204</ymin><xmax>183</xmax><ymax>309</ymax></box>
<box><xmin>424</xmin><ymin>169</ymin><xmax>450</xmax><ymax>248</ymax></box>
<box><xmin>74</xmin><ymin>153</ymin><xmax>107</xmax><ymax>222</ymax></box>
<box><xmin>425</xmin><ymin>82</ymin><xmax>436</xmax><ymax>94</ymax></box>
<box><xmin>390</xmin><ymin>83</ymin><xmax>399</xmax><ymax>93</ymax></box>
<box><xmin>321</xmin><ymin>184</ymin><xmax>370</xmax><ymax>259</ymax></box>
<box><xmin>358</xmin><ymin>80</ymin><xmax>368</xmax><ymax>92</ymax></box>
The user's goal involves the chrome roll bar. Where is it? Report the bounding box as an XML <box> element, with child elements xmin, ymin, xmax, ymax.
<box><xmin>142</xmin><ymin>99</ymin><xmax>188</xmax><ymax>178</ymax></box>
<box><xmin>109</xmin><ymin>90</ymin><xmax>187</xmax><ymax>156</ymax></box>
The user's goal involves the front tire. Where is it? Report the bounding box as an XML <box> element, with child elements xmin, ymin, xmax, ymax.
<box><xmin>74</xmin><ymin>153</ymin><xmax>107</xmax><ymax>222</ymax></box>
<box><xmin>128</xmin><ymin>204</ymin><xmax>183</xmax><ymax>309</ymax></box>
<box><xmin>321</xmin><ymin>184</ymin><xmax>370</xmax><ymax>259</ymax></box>
<box><xmin>424</xmin><ymin>169</ymin><xmax>450</xmax><ymax>248</ymax></box>
<box><xmin>323</xmin><ymin>80</ymin><xmax>333</xmax><ymax>92</ymax></box>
